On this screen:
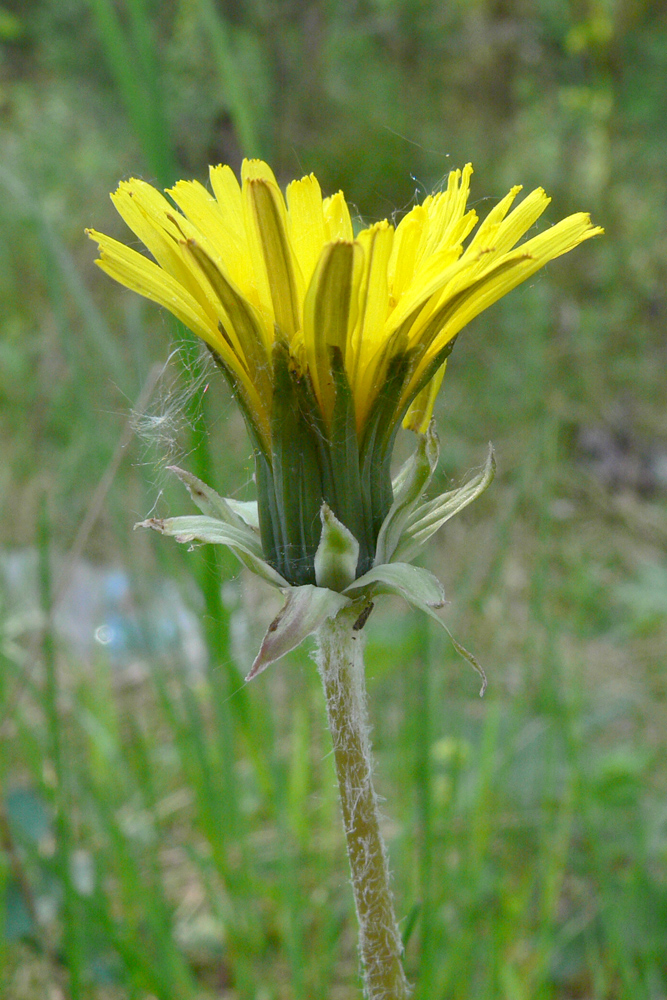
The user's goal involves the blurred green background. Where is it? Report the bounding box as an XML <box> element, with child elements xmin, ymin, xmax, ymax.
<box><xmin>1</xmin><ymin>1</ymin><xmax>666</xmax><ymax>997</ymax></box>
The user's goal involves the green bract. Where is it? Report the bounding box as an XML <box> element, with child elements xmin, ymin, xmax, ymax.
<box><xmin>138</xmin><ymin>422</ymin><xmax>494</xmax><ymax>685</ymax></box>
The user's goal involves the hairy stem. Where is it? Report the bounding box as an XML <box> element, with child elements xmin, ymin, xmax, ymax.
<box><xmin>316</xmin><ymin>606</ymin><xmax>411</xmax><ymax>1000</ymax></box>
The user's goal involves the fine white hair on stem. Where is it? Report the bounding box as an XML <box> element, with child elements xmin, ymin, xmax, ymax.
<box><xmin>316</xmin><ymin>608</ymin><xmax>412</xmax><ymax>999</ymax></box>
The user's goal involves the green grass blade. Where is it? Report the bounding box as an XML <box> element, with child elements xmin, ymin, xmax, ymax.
<box><xmin>88</xmin><ymin>0</ymin><xmax>175</xmax><ymax>185</ymax></box>
<box><xmin>38</xmin><ymin>498</ymin><xmax>84</xmax><ymax>998</ymax></box>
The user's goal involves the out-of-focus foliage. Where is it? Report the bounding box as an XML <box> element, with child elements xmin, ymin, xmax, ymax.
<box><xmin>1</xmin><ymin>2</ymin><xmax>666</xmax><ymax>998</ymax></box>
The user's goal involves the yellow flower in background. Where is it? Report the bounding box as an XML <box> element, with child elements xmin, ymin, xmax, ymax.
<box><xmin>88</xmin><ymin>159</ymin><xmax>602</xmax><ymax>587</ymax></box>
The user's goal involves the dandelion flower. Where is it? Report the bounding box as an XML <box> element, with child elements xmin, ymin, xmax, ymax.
<box><xmin>88</xmin><ymin>160</ymin><xmax>601</xmax><ymax>588</ymax></box>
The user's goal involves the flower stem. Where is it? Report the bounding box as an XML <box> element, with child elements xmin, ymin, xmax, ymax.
<box><xmin>316</xmin><ymin>606</ymin><xmax>411</xmax><ymax>1000</ymax></box>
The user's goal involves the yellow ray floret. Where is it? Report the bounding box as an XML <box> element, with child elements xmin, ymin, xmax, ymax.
<box><xmin>88</xmin><ymin>159</ymin><xmax>602</xmax><ymax>445</ymax></box>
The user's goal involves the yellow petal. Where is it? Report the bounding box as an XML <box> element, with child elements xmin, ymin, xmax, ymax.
<box><xmin>469</xmin><ymin>187</ymin><xmax>551</xmax><ymax>262</ymax></box>
<box><xmin>91</xmin><ymin>160</ymin><xmax>603</xmax><ymax>461</ymax></box>
<box><xmin>446</xmin><ymin>210</ymin><xmax>478</xmax><ymax>249</ymax></box>
<box><xmin>423</xmin><ymin>163</ymin><xmax>474</xmax><ymax>256</ymax></box>
<box><xmin>405</xmin><ymin>212</ymin><xmax>603</xmax><ymax>400</ymax></box>
<box><xmin>387</xmin><ymin>205</ymin><xmax>427</xmax><ymax>303</ymax></box>
<box><xmin>385</xmin><ymin>246</ymin><xmax>470</xmax><ymax>337</ymax></box>
<box><xmin>111</xmin><ymin>181</ymin><xmax>189</xmax><ymax>280</ymax></box>
<box><xmin>349</xmin><ymin>222</ymin><xmax>396</xmax><ymax>423</ymax></box>
<box><xmin>303</xmin><ymin>240</ymin><xmax>359</xmax><ymax>422</ymax></box>
<box><xmin>182</xmin><ymin>239</ymin><xmax>273</xmax><ymax>408</ymax></box>
<box><xmin>89</xmin><ymin>229</ymin><xmax>232</xmax><ymax>361</ymax></box>
<box><xmin>88</xmin><ymin>228</ymin><xmax>270</xmax><ymax>442</ymax></box>
<box><xmin>243</xmin><ymin>177</ymin><xmax>305</xmax><ymax>340</ymax></box>
<box><xmin>209</xmin><ymin>164</ymin><xmax>244</xmax><ymax>233</ymax></box>
<box><xmin>286</xmin><ymin>174</ymin><xmax>326</xmax><ymax>288</ymax></box>
<box><xmin>515</xmin><ymin>211</ymin><xmax>604</xmax><ymax>263</ymax></box>
<box><xmin>323</xmin><ymin>191</ymin><xmax>354</xmax><ymax>241</ymax></box>
<box><xmin>402</xmin><ymin>360</ymin><xmax>447</xmax><ymax>433</ymax></box>
<box><xmin>111</xmin><ymin>181</ymin><xmax>219</xmax><ymax>324</ymax></box>
<box><xmin>444</xmin><ymin>214</ymin><xmax>602</xmax><ymax>340</ymax></box>
<box><xmin>128</xmin><ymin>187</ymin><xmax>267</xmax><ymax>348</ymax></box>
<box><xmin>168</xmin><ymin>178</ymin><xmax>253</xmax><ymax>292</ymax></box>
<box><xmin>350</xmin><ymin>222</ymin><xmax>394</xmax><ymax>357</ymax></box>
<box><xmin>465</xmin><ymin>185</ymin><xmax>523</xmax><ymax>257</ymax></box>
<box><xmin>241</xmin><ymin>158</ymin><xmax>281</xmax><ymax>187</ymax></box>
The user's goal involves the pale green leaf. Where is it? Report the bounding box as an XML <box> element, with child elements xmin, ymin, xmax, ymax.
<box><xmin>346</xmin><ymin>561</ymin><xmax>487</xmax><ymax>695</ymax></box>
<box><xmin>345</xmin><ymin>561</ymin><xmax>446</xmax><ymax>608</ymax></box>
<box><xmin>246</xmin><ymin>585</ymin><xmax>350</xmax><ymax>680</ymax></box>
<box><xmin>314</xmin><ymin>503</ymin><xmax>360</xmax><ymax>592</ymax></box>
<box><xmin>375</xmin><ymin>422</ymin><xmax>439</xmax><ymax>565</ymax></box>
<box><xmin>393</xmin><ymin>445</ymin><xmax>495</xmax><ymax>562</ymax></box>
<box><xmin>168</xmin><ymin>465</ymin><xmax>259</xmax><ymax>529</ymax></box>
<box><xmin>135</xmin><ymin>514</ymin><xmax>287</xmax><ymax>588</ymax></box>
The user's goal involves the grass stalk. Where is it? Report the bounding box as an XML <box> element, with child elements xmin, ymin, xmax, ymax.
<box><xmin>89</xmin><ymin>0</ymin><xmax>175</xmax><ymax>185</ymax></box>
<box><xmin>196</xmin><ymin>0</ymin><xmax>265</xmax><ymax>158</ymax></box>
<box><xmin>38</xmin><ymin>498</ymin><xmax>83</xmax><ymax>999</ymax></box>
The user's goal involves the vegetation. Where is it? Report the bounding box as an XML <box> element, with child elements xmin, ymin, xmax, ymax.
<box><xmin>1</xmin><ymin>1</ymin><xmax>666</xmax><ymax>997</ymax></box>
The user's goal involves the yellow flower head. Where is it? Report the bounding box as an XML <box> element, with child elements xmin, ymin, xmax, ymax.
<box><xmin>88</xmin><ymin>159</ymin><xmax>601</xmax><ymax>585</ymax></box>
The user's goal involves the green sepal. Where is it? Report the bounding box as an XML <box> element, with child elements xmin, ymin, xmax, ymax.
<box><xmin>135</xmin><ymin>514</ymin><xmax>288</xmax><ymax>588</ymax></box>
<box><xmin>290</xmin><ymin>368</ymin><xmax>336</xmax><ymax>503</ymax></box>
<box><xmin>270</xmin><ymin>341</ymin><xmax>324</xmax><ymax>585</ymax></box>
<box><xmin>358</xmin><ymin>351</ymin><xmax>413</xmax><ymax>546</ymax></box>
<box><xmin>304</xmin><ymin>240</ymin><xmax>357</xmax><ymax>422</ymax></box>
<box><xmin>392</xmin><ymin>337</ymin><xmax>458</xmax><ymax>432</ymax></box>
<box><xmin>224</xmin><ymin>499</ymin><xmax>260</xmax><ymax>530</ymax></box>
<box><xmin>443</xmin><ymin>625</ymin><xmax>487</xmax><ymax>697</ymax></box>
<box><xmin>207</xmin><ymin>344</ymin><xmax>271</xmax><ymax>461</ymax></box>
<box><xmin>255</xmin><ymin>449</ymin><xmax>284</xmax><ymax>578</ymax></box>
<box><xmin>374</xmin><ymin>421</ymin><xmax>439</xmax><ymax>566</ymax></box>
<box><xmin>344</xmin><ymin>561</ymin><xmax>446</xmax><ymax>608</ymax></box>
<box><xmin>246</xmin><ymin>584</ymin><xmax>350</xmax><ymax>681</ymax></box>
<box><xmin>314</xmin><ymin>504</ymin><xmax>360</xmax><ymax>593</ymax></box>
<box><xmin>185</xmin><ymin>240</ymin><xmax>272</xmax><ymax>408</ymax></box>
<box><xmin>344</xmin><ymin>561</ymin><xmax>487</xmax><ymax>695</ymax></box>
<box><xmin>286</xmin><ymin>349</ymin><xmax>372</xmax><ymax>578</ymax></box>
<box><xmin>167</xmin><ymin>465</ymin><xmax>259</xmax><ymax>529</ymax></box>
<box><xmin>393</xmin><ymin>444</ymin><xmax>496</xmax><ymax>563</ymax></box>
<box><xmin>327</xmin><ymin>347</ymin><xmax>368</xmax><ymax>571</ymax></box>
